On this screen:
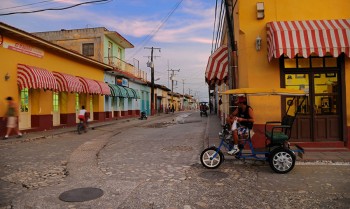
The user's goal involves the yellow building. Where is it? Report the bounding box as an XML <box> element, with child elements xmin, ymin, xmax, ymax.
<box><xmin>206</xmin><ymin>0</ymin><xmax>350</xmax><ymax>148</ymax></box>
<box><xmin>0</xmin><ymin>22</ymin><xmax>113</xmax><ymax>135</ymax></box>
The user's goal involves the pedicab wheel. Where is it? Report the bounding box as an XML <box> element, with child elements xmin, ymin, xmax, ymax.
<box><xmin>200</xmin><ymin>147</ymin><xmax>224</xmax><ymax>169</ymax></box>
<box><xmin>269</xmin><ymin>148</ymin><xmax>296</xmax><ymax>174</ymax></box>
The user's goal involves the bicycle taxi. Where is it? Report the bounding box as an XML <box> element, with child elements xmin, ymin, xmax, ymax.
<box><xmin>200</xmin><ymin>88</ymin><xmax>308</xmax><ymax>173</ymax></box>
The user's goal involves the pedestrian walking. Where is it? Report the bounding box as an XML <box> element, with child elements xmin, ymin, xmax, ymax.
<box><xmin>3</xmin><ymin>97</ymin><xmax>22</xmax><ymax>139</ymax></box>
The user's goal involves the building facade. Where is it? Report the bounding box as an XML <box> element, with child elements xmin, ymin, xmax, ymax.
<box><xmin>0</xmin><ymin>23</ymin><xmax>114</xmax><ymax>135</ymax></box>
<box><xmin>206</xmin><ymin>0</ymin><xmax>350</xmax><ymax>148</ymax></box>
<box><xmin>32</xmin><ymin>27</ymin><xmax>149</xmax><ymax>118</ymax></box>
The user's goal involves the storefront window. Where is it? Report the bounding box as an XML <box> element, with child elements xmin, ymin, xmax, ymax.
<box><xmin>314</xmin><ymin>96</ymin><xmax>337</xmax><ymax>114</ymax></box>
<box><xmin>90</xmin><ymin>97</ymin><xmax>93</xmax><ymax>121</ymax></box>
<box><xmin>20</xmin><ymin>88</ymin><xmax>29</xmax><ymax>112</ymax></box>
<box><xmin>53</xmin><ymin>92</ymin><xmax>59</xmax><ymax>112</ymax></box>
<box><xmin>285</xmin><ymin>74</ymin><xmax>310</xmax><ymax>114</ymax></box>
<box><xmin>75</xmin><ymin>94</ymin><xmax>79</xmax><ymax>112</ymax></box>
<box><xmin>325</xmin><ymin>57</ymin><xmax>337</xmax><ymax>67</ymax></box>
<box><xmin>284</xmin><ymin>58</ymin><xmax>296</xmax><ymax>68</ymax></box>
<box><xmin>298</xmin><ymin>58</ymin><xmax>310</xmax><ymax>68</ymax></box>
<box><xmin>314</xmin><ymin>73</ymin><xmax>338</xmax><ymax>114</ymax></box>
<box><xmin>311</xmin><ymin>58</ymin><xmax>323</xmax><ymax>68</ymax></box>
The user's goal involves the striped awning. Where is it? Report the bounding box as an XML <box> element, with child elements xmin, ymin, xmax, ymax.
<box><xmin>134</xmin><ymin>89</ymin><xmax>141</xmax><ymax>99</ymax></box>
<box><xmin>108</xmin><ymin>84</ymin><xmax>121</xmax><ymax>97</ymax></box>
<box><xmin>267</xmin><ymin>19</ymin><xmax>350</xmax><ymax>61</ymax></box>
<box><xmin>205</xmin><ymin>45</ymin><xmax>228</xmax><ymax>85</ymax></box>
<box><xmin>17</xmin><ymin>64</ymin><xmax>58</xmax><ymax>90</ymax></box>
<box><xmin>53</xmin><ymin>72</ymin><xmax>83</xmax><ymax>93</ymax></box>
<box><xmin>77</xmin><ymin>76</ymin><xmax>102</xmax><ymax>94</ymax></box>
<box><xmin>95</xmin><ymin>81</ymin><xmax>111</xmax><ymax>95</ymax></box>
<box><xmin>117</xmin><ymin>85</ymin><xmax>128</xmax><ymax>97</ymax></box>
<box><xmin>123</xmin><ymin>87</ymin><xmax>137</xmax><ymax>98</ymax></box>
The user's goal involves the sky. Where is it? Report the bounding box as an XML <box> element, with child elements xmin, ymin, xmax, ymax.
<box><xmin>0</xmin><ymin>0</ymin><xmax>219</xmax><ymax>102</ymax></box>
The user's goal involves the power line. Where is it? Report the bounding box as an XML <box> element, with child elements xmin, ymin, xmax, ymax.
<box><xmin>215</xmin><ymin>0</ymin><xmax>225</xmax><ymax>50</ymax></box>
<box><xmin>127</xmin><ymin>0</ymin><xmax>184</xmax><ymax>61</ymax></box>
<box><xmin>0</xmin><ymin>0</ymin><xmax>54</xmax><ymax>11</ymax></box>
<box><xmin>211</xmin><ymin>0</ymin><xmax>218</xmax><ymax>53</ymax></box>
<box><xmin>0</xmin><ymin>0</ymin><xmax>112</xmax><ymax>16</ymax></box>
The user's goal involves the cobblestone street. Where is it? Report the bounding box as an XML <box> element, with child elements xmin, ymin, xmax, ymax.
<box><xmin>1</xmin><ymin>112</ymin><xmax>350</xmax><ymax>209</ymax></box>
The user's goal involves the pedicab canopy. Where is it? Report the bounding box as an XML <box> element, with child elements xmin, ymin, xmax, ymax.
<box><xmin>219</xmin><ymin>88</ymin><xmax>308</xmax><ymax>96</ymax></box>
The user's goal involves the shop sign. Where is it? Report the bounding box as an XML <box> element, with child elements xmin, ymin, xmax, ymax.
<box><xmin>3</xmin><ymin>38</ymin><xmax>44</xmax><ymax>58</ymax></box>
<box><xmin>116</xmin><ymin>78</ymin><xmax>122</xmax><ymax>85</ymax></box>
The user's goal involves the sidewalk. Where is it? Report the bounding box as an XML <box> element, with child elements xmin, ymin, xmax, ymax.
<box><xmin>204</xmin><ymin>113</ymin><xmax>350</xmax><ymax>164</ymax></box>
<box><xmin>0</xmin><ymin>114</ymin><xmax>163</xmax><ymax>145</ymax></box>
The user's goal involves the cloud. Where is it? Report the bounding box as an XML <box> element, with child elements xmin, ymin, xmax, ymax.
<box><xmin>1</xmin><ymin>0</ymin><xmax>213</xmax><ymax>101</ymax></box>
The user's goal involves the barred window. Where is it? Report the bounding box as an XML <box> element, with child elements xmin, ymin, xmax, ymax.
<box><xmin>82</xmin><ymin>43</ymin><xmax>94</xmax><ymax>56</ymax></box>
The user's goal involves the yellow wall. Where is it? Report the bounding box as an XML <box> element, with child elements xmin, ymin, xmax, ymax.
<box><xmin>234</xmin><ymin>0</ymin><xmax>350</xmax><ymax>124</ymax></box>
<box><xmin>0</xmin><ymin>35</ymin><xmax>107</xmax><ymax>117</ymax></box>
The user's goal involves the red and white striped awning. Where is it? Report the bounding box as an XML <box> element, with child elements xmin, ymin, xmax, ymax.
<box><xmin>205</xmin><ymin>45</ymin><xmax>228</xmax><ymax>85</ymax></box>
<box><xmin>53</xmin><ymin>72</ymin><xmax>83</xmax><ymax>93</ymax></box>
<box><xmin>267</xmin><ymin>19</ymin><xmax>350</xmax><ymax>61</ymax></box>
<box><xmin>17</xmin><ymin>64</ymin><xmax>58</xmax><ymax>90</ymax></box>
<box><xmin>95</xmin><ymin>81</ymin><xmax>111</xmax><ymax>95</ymax></box>
<box><xmin>77</xmin><ymin>76</ymin><xmax>102</xmax><ymax>94</ymax></box>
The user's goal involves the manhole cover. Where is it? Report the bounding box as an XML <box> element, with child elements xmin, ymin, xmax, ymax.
<box><xmin>59</xmin><ymin>187</ymin><xmax>103</xmax><ymax>202</ymax></box>
<box><xmin>198</xmin><ymin>171</ymin><xmax>229</xmax><ymax>180</ymax></box>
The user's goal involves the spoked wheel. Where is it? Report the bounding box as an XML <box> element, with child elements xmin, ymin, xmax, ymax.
<box><xmin>200</xmin><ymin>147</ymin><xmax>224</xmax><ymax>169</ymax></box>
<box><xmin>269</xmin><ymin>148</ymin><xmax>296</xmax><ymax>174</ymax></box>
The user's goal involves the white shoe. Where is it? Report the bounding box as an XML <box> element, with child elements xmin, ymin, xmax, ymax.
<box><xmin>228</xmin><ymin>146</ymin><xmax>239</xmax><ymax>155</ymax></box>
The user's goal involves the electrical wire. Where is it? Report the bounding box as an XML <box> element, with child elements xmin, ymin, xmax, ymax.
<box><xmin>210</xmin><ymin>0</ymin><xmax>225</xmax><ymax>53</ymax></box>
<box><xmin>126</xmin><ymin>0</ymin><xmax>184</xmax><ymax>62</ymax></box>
<box><xmin>0</xmin><ymin>0</ymin><xmax>54</xmax><ymax>11</ymax></box>
<box><xmin>0</xmin><ymin>0</ymin><xmax>111</xmax><ymax>16</ymax></box>
<box><xmin>215</xmin><ymin>0</ymin><xmax>225</xmax><ymax>50</ymax></box>
<box><xmin>211</xmin><ymin>0</ymin><xmax>218</xmax><ymax>54</ymax></box>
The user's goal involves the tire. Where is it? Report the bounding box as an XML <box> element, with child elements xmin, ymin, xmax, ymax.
<box><xmin>77</xmin><ymin>123</ymin><xmax>83</xmax><ymax>134</ymax></box>
<box><xmin>200</xmin><ymin>147</ymin><xmax>224</xmax><ymax>169</ymax></box>
<box><xmin>269</xmin><ymin>148</ymin><xmax>296</xmax><ymax>174</ymax></box>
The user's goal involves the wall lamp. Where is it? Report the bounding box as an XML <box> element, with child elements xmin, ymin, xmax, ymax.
<box><xmin>257</xmin><ymin>2</ymin><xmax>264</xmax><ymax>19</ymax></box>
<box><xmin>4</xmin><ymin>73</ymin><xmax>10</xmax><ymax>81</ymax></box>
<box><xmin>256</xmin><ymin>36</ymin><xmax>262</xmax><ymax>51</ymax></box>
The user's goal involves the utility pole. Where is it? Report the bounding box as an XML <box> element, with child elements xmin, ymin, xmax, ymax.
<box><xmin>167</xmin><ymin>60</ymin><xmax>170</xmax><ymax>89</ymax></box>
<box><xmin>145</xmin><ymin>47</ymin><xmax>161</xmax><ymax>115</ymax></box>
<box><xmin>168</xmin><ymin>69</ymin><xmax>180</xmax><ymax>111</ymax></box>
<box><xmin>181</xmin><ymin>79</ymin><xmax>185</xmax><ymax>111</ymax></box>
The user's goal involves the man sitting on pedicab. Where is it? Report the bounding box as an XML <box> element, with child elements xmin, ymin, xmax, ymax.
<box><xmin>226</xmin><ymin>96</ymin><xmax>255</xmax><ymax>155</ymax></box>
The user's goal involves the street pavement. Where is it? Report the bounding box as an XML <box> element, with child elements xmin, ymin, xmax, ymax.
<box><xmin>2</xmin><ymin>112</ymin><xmax>349</xmax><ymax>163</ymax></box>
<box><xmin>0</xmin><ymin>111</ymin><xmax>350</xmax><ymax>209</ymax></box>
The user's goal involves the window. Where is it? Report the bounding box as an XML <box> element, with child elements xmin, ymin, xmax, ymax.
<box><xmin>82</xmin><ymin>43</ymin><xmax>94</xmax><ymax>56</ymax></box>
<box><xmin>283</xmin><ymin>55</ymin><xmax>336</xmax><ymax>69</ymax></box>
<box><xmin>75</xmin><ymin>94</ymin><xmax>80</xmax><ymax>112</ymax></box>
<box><xmin>108</xmin><ymin>42</ymin><xmax>113</xmax><ymax>64</ymax></box>
<box><xmin>20</xmin><ymin>88</ymin><xmax>29</xmax><ymax>112</ymax></box>
<box><xmin>53</xmin><ymin>92</ymin><xmax>59</xmax><ymax>112</ymax></box>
